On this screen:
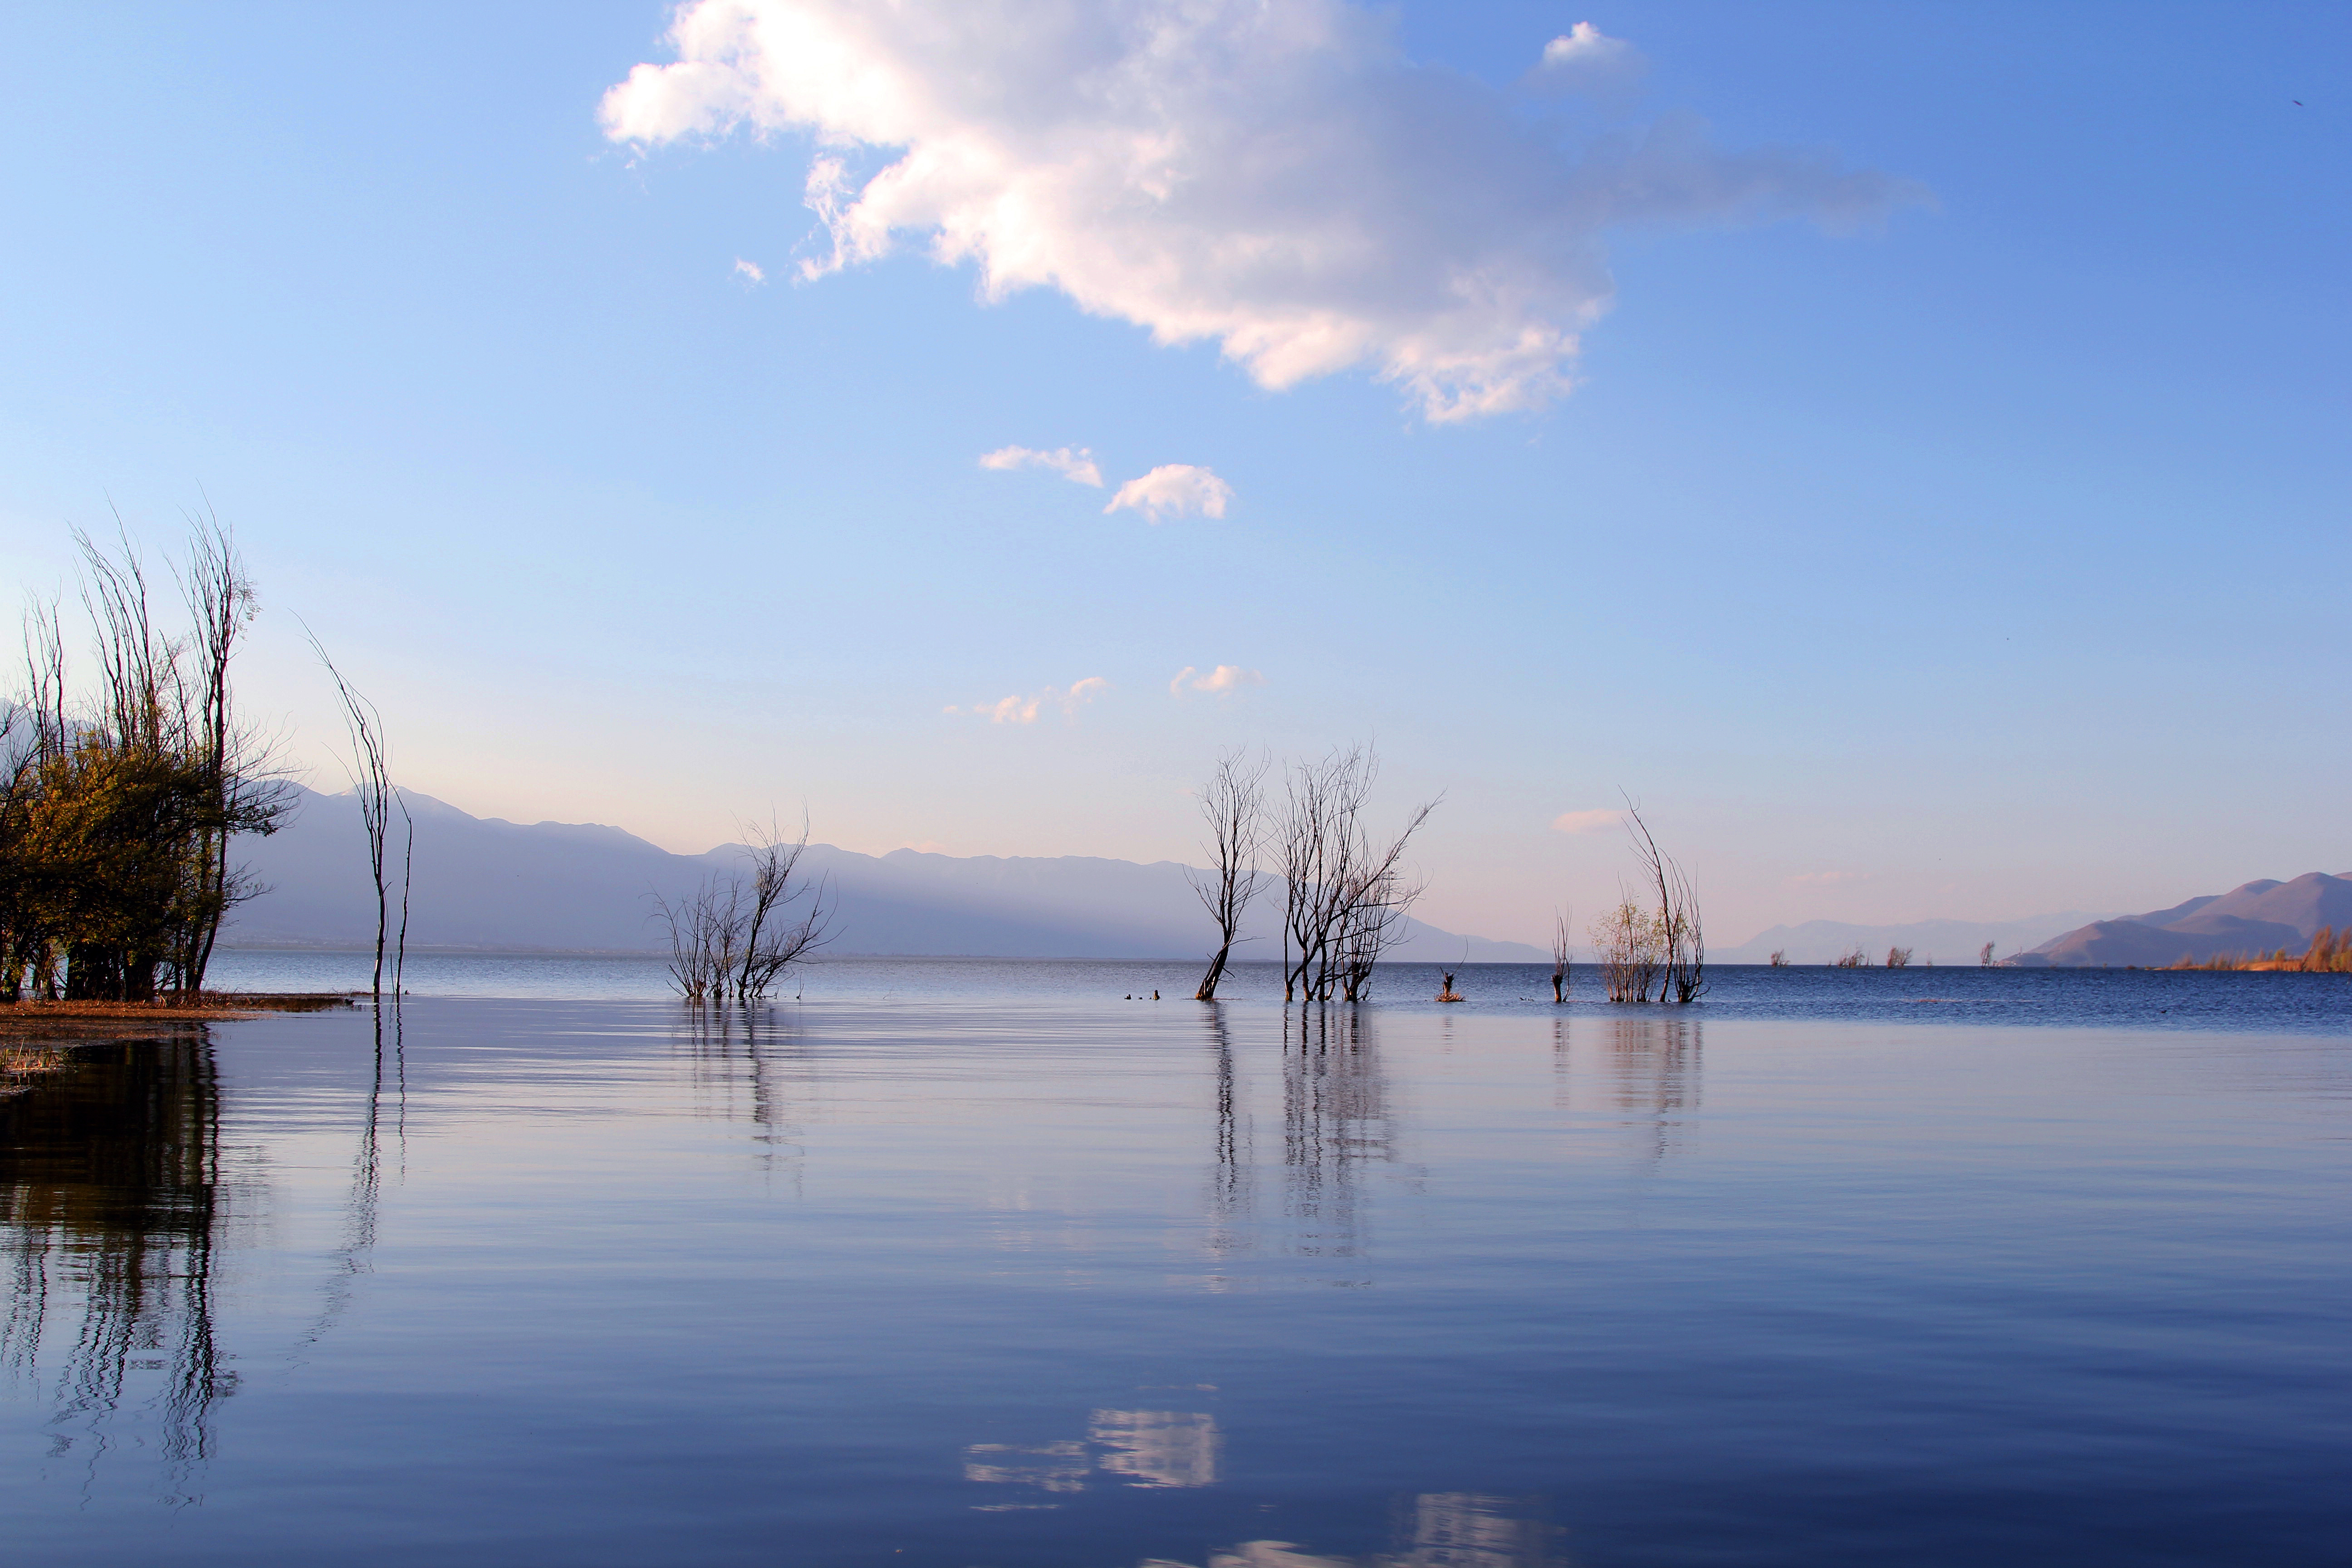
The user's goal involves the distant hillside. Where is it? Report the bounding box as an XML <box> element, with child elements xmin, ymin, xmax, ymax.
<box><xmin>225</xmin><ymin>786</ymin><xmax>1546</xmax><ymax>963</ymax></box>
<box><xmin>1717</xmin><ymin>913</ymin><xmax>2107</xmax><ymax>968</ymax></box>
<box><xmin>2010</xmin><ymin>874</ymin><xmax>2352</xmax><ymax>967</ymax></box>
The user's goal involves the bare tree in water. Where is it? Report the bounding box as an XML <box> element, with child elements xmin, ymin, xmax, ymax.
<box><xmin>1275</xmin><ymin>744</ymin><xmax>1435</xmax><ymax>1003</ymax></box>
<box><xmin>1591</xmin><ymin>897</ymin><xmax>1664</xmax><ymax>1003</ymax></box>
<box><xmin>1190</xmin><ymin>748</ymin><xmax>1267</xmax><ymax>1001</ymax></box>
<box><xmin>1979</xmin><ymin>941</ymin><xmax>1996</xmax><ymax>967</ymax></box>
<box><xmin>1626</xmin><ymin>802</ymin><xmax>1706</xmax><ymax>1004</ymax></box>
<box><xmin>1550</xmin><ymin>909</ymin><xmax>1573</xmax><ymax>1003</ymax></box>
<box><xmin>655</xmin><ymin>816</ymin><xmax>834</xmax><ymax>1004</ymax></box>
<box><xmin>309</xmin><ymin>640</ymin><xmax>409</xmax><ymax>1004</ymax></box>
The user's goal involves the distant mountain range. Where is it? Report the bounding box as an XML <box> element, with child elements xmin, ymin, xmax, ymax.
<box><xmin>224</xmin><ymin>786</ymin><xmax>1547</xmax><ymax>963</ymax></box>
<box><xmin>1715</xmin><ymin>913</ymin><xmax>2111</xmax><ymax>968</ymax></box>
<box><xmin>2008</xmin><ymin>874</ymin><xmax>2352</xmax><ymax>967</ymax></box>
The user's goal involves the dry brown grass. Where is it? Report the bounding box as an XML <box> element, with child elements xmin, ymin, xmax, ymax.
<box><xmin>0</xmin><ymin>1045</ymin><xmax>73</xmax><ymax>1088</ymax></box>
<box><xmin>0</xmin><ymin>992</ymin><xmax>354</xmax><ymax>1043</ymax></box>
<box><xmin>2166</xmin><ymin>928</ymin><xmax>2352</xmax><ymax>974</ymax></box>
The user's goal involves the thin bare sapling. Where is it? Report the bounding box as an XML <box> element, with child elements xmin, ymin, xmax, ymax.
<box><xmin>1626</xmin><ymin>802</ymin><xmax>1706</xmax><ymax>1004</ymax></box>
<box><xmin>310</xmin><ymin>638</ymin><xmax>408</xmax><ymax>1004</ymax></box>
<box><xmin>1189</xmin><ymin>748</ymin><xmax>1267</xmax><ymax>1001</ymax></box>
<box><xmin>1551</xmin><ymin>909</ymin><xmax>1573</xmax><ymax>1003</ymax></box>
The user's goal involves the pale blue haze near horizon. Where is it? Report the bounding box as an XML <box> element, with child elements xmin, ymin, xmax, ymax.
<box><xmin>0</xmin><ymin>1</ymin><xmax>2345</xmax><ymax>950</ymax></box>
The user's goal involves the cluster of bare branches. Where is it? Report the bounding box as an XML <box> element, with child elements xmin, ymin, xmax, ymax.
<box><xmin>1769</xmin><ymin>948</ymin><xmax>1790</xmax><ymax>967</ymax></box>
<box><xmin>1978</xmin><ymin>941</ymin><xmax>1997</xmax><ymax>967</ymax></box>
<box><xmin>1189</xmin><ymin>748</ymin><xmax>1268</xmax><ymax>1000</ymax></box>
<box><xmin>1627</xmin><ymin>804</ymin><xmax>1705</xmax><ymax>1004</ymax></box>
<box><xmin>1</xmin><ymin>519</ymin><xmax>291</xmax><ymax>1001</ymax></box>
<box><xmin>1591</xmin><ymin>899</ymin><xmax>1665</xmax><ymax>1003</ymax></box>
<box><xmin>1583</xmin><ymin>804</ymin><xmax>1705</xmax><ymax>1004</ymax></box>
<box><xmin>309</xmin><ymin>641</ymin><xmax>410</xmax><ymax>1004</ymax></box>
<box><xmin>655</xmin><ymin>818</ymin><xmax>834</xmax><ymax>1005</ymax></box>
<box><xmin>1186</xmin><ymin>743</ymin><xmax>1436</xmax><ymax>1004</ymax></box>
<box><xmin>1833</xmin><ymin>946</ymin><xmax>1867</xmax><ymax>968</ymax></box>
<box><xmin>1886</xmin><ymin>946</ymin><xmax>1913</xmax><ymax>969</ymax></box>
<box><xmin>1276</xmin><ymin>745</ymin><xmax>1436</xmax><ymax>1003</ymax></box>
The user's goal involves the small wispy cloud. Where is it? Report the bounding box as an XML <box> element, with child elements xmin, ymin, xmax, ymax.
<box><xmin>1104</xmin><ymin>465</ymin><xmax>1232</xmax><ymax>524</ymax></box>
<box><xmin>1170</xmin><ymin>664</ymin><xmax>1265</xmax><ymax>699</ymax></box>
<box><xmin>1539</xmin><ymin>22</ymin><xmax>1638</xmax><ymax>74</ymax></box>
<box><xmin>946</xmin><ymin>676</ymin><xmax>1110</xmax><ymax>725</ymax></box>
<box><xmin>732</xmin><ymin>257</ymin><xmax>766</xmax><ymax>284</ymax></box>
<box><xmin>1530</xmin><ymin>23</ymin><xmax>1647</xmax><ymax>111</ymax></box>
<box><xmin>1551</xmin><ymin>808</ymin><xmax>1622</xmax><ymax>834</ymax></box>
<box><xmin>979</xmin><ymin>445</ymin><xmax>1103</xmax><ymax>487</ymax></box>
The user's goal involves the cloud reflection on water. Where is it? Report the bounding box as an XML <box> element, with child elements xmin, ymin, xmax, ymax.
<box><xmin>965</xmin><ymin>1408</ymin><xmax>1220</xmax><ymax>1498</ymax></box>
<box><xmin>1145</xmin><ymin>1491</ymin><xmax>1564</xmax><ymax>1568</ymax></box>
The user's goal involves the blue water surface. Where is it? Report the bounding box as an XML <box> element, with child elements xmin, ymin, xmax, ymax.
<box><xmin>1</xmin><ymin>964</ymin><xmax>2346</xmax><ymax>1565</ymax></box>
<box><xmin>210</xmin><ymin>947</ymin><xmax>2352</xmax><ymax>1034</ymax></box>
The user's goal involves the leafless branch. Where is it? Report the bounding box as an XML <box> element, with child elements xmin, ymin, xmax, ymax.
<box><xmin>1190</xmin><ymin>748</ymin><xmax>1268</xmax><ymax>1001</ymax></box>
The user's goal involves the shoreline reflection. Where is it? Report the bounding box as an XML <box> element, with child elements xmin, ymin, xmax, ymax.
<box><xmin>0</xmin><ymin>1031</ymin><xmax>233</xmax><ymax>1503</ymax></box>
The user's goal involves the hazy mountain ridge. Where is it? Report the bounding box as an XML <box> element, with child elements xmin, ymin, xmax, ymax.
<box><xmin>2011</xmin><ymin>873</ymin><xmax>2352</xmax><ymax>968</ymax></box>
<box><xmin>225</xmin><ymin>786</ymin><xmax>1546</xmax><ymax>962</ymax></box>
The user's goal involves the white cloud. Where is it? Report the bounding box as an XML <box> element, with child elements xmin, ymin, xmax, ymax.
<box><xmin>733</xmin><ymin>256</ymin><xmax>766</xmax><ymax>284</ymax></box>
<box><xmin>1169</xmin><ymin>664</ymin><xmax>1265</xmax><ymax>698</ymax></box>
<box><xmin>601</xmin><ymin>1</ymin><xmax>1923</xmax><ymax>422</ymax></box>
<box><xmin>1531</xmin><ymin>22</ymin><xmax>1646</xmax><ymax>110</ymax></box>
<box><xmin>1539</xmin><ymin>22</ymin><xmax>1638</xmax><ymax>77</ymax></box>
<box><xmin>979</xmin><ymin>445</ymin><xmax>1103</xmax><ymax>486</ymax></box>
<box><xmin>1104</xmin><ymin>464</ymin><xmax>1232</xmax><ymax>523</ymax></box>
<box><xmin>946</xmin><ymin>676</ymin><xmax>1110</xmax><ymax>725</ymax></box>
<box><xmin>1552</xmin><ymin>808</ymin><xmax>1621</xmax><ymax>834</ymax></box>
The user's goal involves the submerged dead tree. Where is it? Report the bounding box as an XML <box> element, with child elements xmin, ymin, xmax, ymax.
<box><xmin>1276</xmin><ymin>744</ymin><xmax>1436</xmax><ymax>1003</ymax></box>
<box><xmin>1190</xmin><ymin>748</ymin><xmax>1267</xmax><ymax>1001</ymax></box>
<box><xmin>1551</xmin><ymin>909</ymin><xmax>1573</xmax><ymax>1003</ymax></box>
<box><xmin>1627</xmin><ymin>802</ymin><xmax>1706</xmax><ymax>1004</ymax></box>
<box><xmin>311</xmin><ymin>642</ymin><xmax>408</xmax><ymax>1004</ymax></box>
<box><xmin>1585</xmin><ymin>804</ymin><xmax>1705</xmax><ymax>1005</ymax></box>
<box><xmin>1592</xmin><ymin>898</ymin><xmax>1664</xmax><ymax>1003</ymax></box>
<box><xmin>655</xmin><ymin>817</ymin><xmax>835</xmax><ymax>1005</ymax></box>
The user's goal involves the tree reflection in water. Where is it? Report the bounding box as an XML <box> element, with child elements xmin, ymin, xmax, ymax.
<box><xmin>1606</xmin><ymin>1016</ymin><xmax>1701</xmax><ymax>1166</ymax></box>
<box><xmin>674</xmin><ymin>1003</ymin><xmax>812</xmax><ymax>1189</ymax></box>
<box><xmin>1201</xmin><ymin>1004</ymin><xmax>1254</xmax><ymax>1265</ymax></box>
<box><xmin>295</xmin><ymin>1009</ymin><xmax>405</xmax><ymax>1360</ymax></box>
<box><xmin>0</xmin><ymin>1029</ymin><xmax>232</xmax><ymax>1502</ymax></box>
<box><xmin>1281</xmin><ymin>1006</ymin><xmax>1393</xmax><ymax>1260</ymax></box>
<box><xmin>1548</xmin><ymin>1016</ymin><xmax>1705</xmax><ymax>1166</ymax></box>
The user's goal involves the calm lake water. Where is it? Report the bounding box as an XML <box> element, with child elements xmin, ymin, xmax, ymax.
<box><xmin>4</xmin><ymin>961</ymin><xmax>2348</xmax><ymax>1565</ymax></box>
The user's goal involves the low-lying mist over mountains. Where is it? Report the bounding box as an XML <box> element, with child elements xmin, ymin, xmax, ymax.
<box><xmin>226</xmin><ymin>789</ymin><xmax>2347</xmax><ymax>971</ymax></box>
<box><xmin>227</xmin><ymin>787</ymin><xmax>1545</xmax><ymax>962</ymax></box>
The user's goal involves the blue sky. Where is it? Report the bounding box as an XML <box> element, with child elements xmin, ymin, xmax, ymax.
<box><xmin>2</xmin><ymin>1</ymin><xmax>2345</xmax><ymax>948</ymax></box>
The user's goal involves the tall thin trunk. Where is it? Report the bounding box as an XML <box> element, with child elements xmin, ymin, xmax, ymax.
<box><xmin>1195</xmin><ymin>942</ymin><xmax>1230</xmax><ymax>1002</ymax></box>
<box><xmin>394</xmin><ymin>793</ymin><xmax>412</xmax><ymax>1000</ymax></box>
